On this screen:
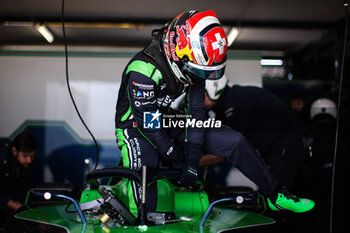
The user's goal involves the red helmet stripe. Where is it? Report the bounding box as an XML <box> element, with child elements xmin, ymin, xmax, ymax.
<box><xmin>186</xmin><ymin>10</ymin><xmax>217</xmax><ymax>29</ymax></box>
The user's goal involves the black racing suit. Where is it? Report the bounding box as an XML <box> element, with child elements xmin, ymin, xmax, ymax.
<box><xmin>212</xmin><ymin>85</ymin><xmax>306</xmax><ymax>189</ymax></box>
<box><xmin>114</xmin><ymin>40</ymin><xmax>278</xmax><ymax>217</ymax></box>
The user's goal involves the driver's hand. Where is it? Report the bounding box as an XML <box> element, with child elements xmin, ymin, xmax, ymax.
<box><xmin>178</xmin><ymin>164</ymin><xmax>198</xmax><ymax>189</ymax></box>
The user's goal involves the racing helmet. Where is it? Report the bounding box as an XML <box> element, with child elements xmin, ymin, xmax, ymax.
<box><xmin>162</xmin><ymin>10</ymin><xmax>227</xmax><ymax>84</ymax></box>
<box><xmin>205</xmin><ymin>74</ymin><xmax>228</xmax><ymax>101</ymax></box>
<box><xmin>310</xmin><ymin>98</ymin><xmax>337</xmax><ymax>119</ymax></box>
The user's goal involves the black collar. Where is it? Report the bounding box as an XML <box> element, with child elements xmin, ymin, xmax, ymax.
<box><xmin>143</xmin><ymin>39</ymin><xmax>181</xmax><ymax>96</ymax></box>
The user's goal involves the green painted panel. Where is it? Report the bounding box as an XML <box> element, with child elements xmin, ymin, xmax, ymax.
<box><xmin>16</xmin><ymin>204</ymin><xmax>274</xmax><ymax>233</ymax></box>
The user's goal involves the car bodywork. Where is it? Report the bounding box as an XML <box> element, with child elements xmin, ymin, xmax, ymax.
<box><xmin>14</xmin><ymin>167</ymin><xmax>275</xmax><ymax>233</ymax></box>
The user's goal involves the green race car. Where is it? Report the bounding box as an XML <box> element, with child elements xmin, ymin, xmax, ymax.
<box><xmin>12</xmin><ymin>166</ymin><xmax>275</xmax><ymax>233</ymax></box>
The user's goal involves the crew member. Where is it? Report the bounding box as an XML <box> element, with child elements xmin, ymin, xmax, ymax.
<box><xmin>0</xmin><ymin>131</ymin><xmax>38</xmax><ymax>226</ymax></box>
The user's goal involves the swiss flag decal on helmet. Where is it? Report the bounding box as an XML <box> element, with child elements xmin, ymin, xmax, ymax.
<box><xmin>203</xmin><ymin>27</ymin><xmax>227</xmax><ymax>65</ymax></box>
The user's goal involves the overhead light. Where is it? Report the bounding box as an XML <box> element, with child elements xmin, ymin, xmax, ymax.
<box><xmin>227</xmin><ymin>27</ymin><xmax>240</xmax><ymax>46</ymax></box>
<box><xmin>34</xmin><ymin>23</ymin><xmax>54</xmax><ymax>43</ymax></box>
<box><xmin>260</xmin><ymin>59</ymin><xmax>283</xmax><ymax>66</ymax></box>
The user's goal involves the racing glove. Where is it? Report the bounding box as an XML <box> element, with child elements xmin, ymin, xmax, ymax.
<box><xmin>178</xmin><ymin>143</ymin><xmax>202</xmax><ymax>188</ymax></box>
<box><xmin>178</xmin><ymin>164</ymin><xmax>198</xmax><ymax>188</ymax></box>
<box><xmin>161</xmin><ymin>144</ymin><xmax>184</xmax><ymax>164</ymax></box>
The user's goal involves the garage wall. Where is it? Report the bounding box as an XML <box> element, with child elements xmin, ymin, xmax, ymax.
<box><xmin>0</xmin><ymin>46</ymin><xmax>261</xmax><ymax>139</ymax></box>
<box><xmin>0</xmin><ymin>46</ymin><xmax>261</xmax><ymax>185</ymax></box>
<box><xmin>0</xmin><ymin>51</ymin><xmax>127</xmax><ymax>140</ymax></box>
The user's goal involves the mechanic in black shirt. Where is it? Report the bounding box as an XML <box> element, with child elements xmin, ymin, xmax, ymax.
<box><xmin>205</xmin><ymin>75</ymin><xmax>306</xmax><ymax>190</ymax></box>
<box><xmin>0</xmin><ymin>131</ymin><xmax>38</xmax><ymax>225</ymax></box>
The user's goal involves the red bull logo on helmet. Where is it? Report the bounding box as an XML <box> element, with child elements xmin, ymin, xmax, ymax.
<box><xmin>169</xmin><ymin>31</ymin><xmax>178</xmax><ymax>61</ymax></box>
<box><xmin>175</xmin><ymin>24</ymin><xmax>194</xmax><ymax>61</ymax></box>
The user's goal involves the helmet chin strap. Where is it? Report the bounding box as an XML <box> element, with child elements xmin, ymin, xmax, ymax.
<box><xmin>168</xmin><ymin>60</ymin><xmax>190</xmax><ymax>83</ymax></box>
<box><xmin>178</xmin><ymin>76</ymin><xmax>191</xmax><ymax>85</ymax></box>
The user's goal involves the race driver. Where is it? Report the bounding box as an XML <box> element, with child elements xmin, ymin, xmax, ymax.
<box><xmin>114</xmin><ymin>10</ymin><xmax>315</xmax><ymax>217</ymax></box>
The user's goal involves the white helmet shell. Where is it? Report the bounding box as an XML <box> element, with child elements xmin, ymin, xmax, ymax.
<box><xmin>310</xmin><ymin>98</ymin><xmax>337</xmax><ymax>119</ymax></box>
<box><xmin>205</xmin><ymin>74</ymin><xmax>228</xmax><ymax>101</ymax></box>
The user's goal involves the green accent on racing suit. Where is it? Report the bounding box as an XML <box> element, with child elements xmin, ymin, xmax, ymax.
<box><xmin>115</xmin><ymin>128</ymin><xmax>130</xmax><ymax>168</ymax></box>
<box><xmin>126</xmin><ymin>60</ymin><xmax>163</xmax><ymax>85</ymax></box>
<box><xmin>127</xmin><ymin>180</ymin><xmax>139</xmax><ymax>217</ymax></box>
<box><xmin>121</xmin><ymin>106</ymin><xmax>132</xmax><ymax>122</ymax></box>
<box><xmin>119</xmin><ymin>60</ymin><xmax>163</xmax><ymax>123</ymax></box>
